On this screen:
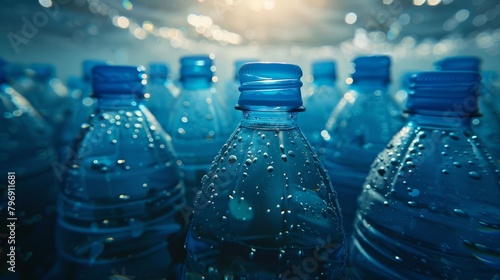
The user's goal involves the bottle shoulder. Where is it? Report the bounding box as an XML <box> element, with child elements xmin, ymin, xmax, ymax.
<box><xmin>363</xmin><ymin>124</ymin><xmax>499</xmax><ymax>205</ymax></box>
<box><xmin>190</xmin><ymin>125</ymin><xmax>345</xmax><ymax>245</ymax></box>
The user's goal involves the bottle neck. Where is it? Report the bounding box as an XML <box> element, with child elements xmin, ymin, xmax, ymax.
<box><xmin>181</xmin><ymin>77</ymin><xmax>212</xmax><ymax>90</ymax></box>
<box><xmin>352</xmin><ymin>79</ymin><xmax>389</xmax><ymax>89</ymax></box>
<box><xmin>239</xmin><ymin>110</ymin><xmax>299</xmax><ymax>129</ymax></box>
<box><xmin>313</xmin><ymin>77</ymin><xmax>336</xmax><ymax>87</ymax></box>
<box><xmin>96</xmin><ymin>95</ymin><xmax>141</xmax><ymax>110</ymax></box>
<box><xmin>408</xmin><ymin>113</ymin><xmax>472</xmax><ymax>129</ymax></box>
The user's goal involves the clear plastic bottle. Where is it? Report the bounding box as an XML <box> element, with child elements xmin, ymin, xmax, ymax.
<box><xmin>300</xmin><ymin>59</ymin><xmax>342</xmax><ymax>152</ymax></box>
<box><xmin>165</xmin><ymin>54</ymin><xmax>233</xmax><ymax>205</ymax></box>
<box><xmin>435</xmin><ymin>56</ymin><xmax>500</xmax><ymax>165</ymax></box>
<box><xmin>144</xmin><ymin>62</ymin><xmax>177</xmax><ymax>130</ymax></box>
<box><xmin>184</xmin><ymin>62</ymin><xmax>348</xmax><ymax>280</ymax></box>
<box><xmin>350</xmin><ymin>71</ymin><xmax>500</xmax><ymax>279</ymax></box>
<box><xmin>0</xmin><ymin>60</ymin><xmax>58</xmax><ymax>279</ymax></box>
<box><xmin>321</xmin><ymin>55</ymin><xmax>405</xmax><ymax>239</ymax></box>
<box><xmin>53</xmin><ymin>65</ymin><xmax>185</xmax><ymax>279</ymax></box>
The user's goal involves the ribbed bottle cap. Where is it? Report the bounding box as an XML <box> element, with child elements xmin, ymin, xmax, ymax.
<box><xmin>92</xmin><ymin>65</ymin><xmax>146</xmax><ymax>98</ymax></box>
<box><xmin>312</xmin><ymin>59</ymin><xmax>336</xmax><ymax>80</ymax></box>
<box><xmin>180</xmin><ymin>55</ymin><xmax>214</xmax><ymax>79</ymax></box>
<box><xmin>148</xmin><ymin>63</ymin><xmax>169</xmax><ymax>79</ymax></box>
<box><xmin>237</xmin><ymin>62</ymin><xmax>304</xmax><ymax>111</ymax></box>
<box><xmin>29</xmin><ymin>63</ymin><xmax>55</xmax><ymax>80</ymax></box>
<box><xmin>351</xmin><ymin>55</ymin><xmax>391</xmax><ymax>83</ymax></box>
<box><xmin>234</xmin><ymin>59</ymin><xmax>259</xmax><ymax>80</ymax></box>
<box><xmin>406</xmin><ymin>71</ymin><xmax>481</xmax><ymax>116</ymax></box>
<box><xmin>434</xmin><ymin>56</ymin><xmax>481</xmax><ymax>72</ymax></box>
<box><xmin>83</xmin><ymin>60</ymin><xmax>108</xmax><ymax>82</ymax></box>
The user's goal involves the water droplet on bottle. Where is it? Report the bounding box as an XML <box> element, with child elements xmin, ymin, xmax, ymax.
<box><xmin>449</xmin><ymin>132</ymin><xmax>459</xmax><ymax>140</ymax></box>
<box><xmin>228</xmin><ymin>155</ymin><xmax>237</xmax><ymax>164</ymax></box>
<box><xmin>119</xmin><ymin>194</ymin><xmax>130</xmax><ymax>200</ymax></box>
<box><xmin>453</xmin><ymin>162</ymin><xmax>461</xmax><ymax>168</ymax></box>
<box><xmin>281</xmin><ymin>154</ymin><xmax>287</xmax><ymax>162</ymax></box>
<box><xmin>378</xmin><ymin>167</ymin><xmax>386</xmax><ymax>176</ymax></box>
<box><xmin>408</xmin><ymin>201</ymin><xmax>417</xmax><ymax>207</ymax></box>
<box><xmin>267</xmin><ymin>166</ymin><xmax>274</xmax><ymax>172</ymax></box>
<box><xmin>442</xmin><ymin>169</ymin><xmax>449</xmax><ymax>175</ymax></box>
<box><xmin>453</xmin><ymin>208</ymin><xmax>467</xmax><ymax>217</ymax></box>
<box><xmin>287</xmin><ymin>150</ymin><xmax>295</xmax><ymax>157</ymax></box>
<box><xmin>468</xmin><ymin>171</ymin><xmax>481</xmax><ymax>180</ymax></box>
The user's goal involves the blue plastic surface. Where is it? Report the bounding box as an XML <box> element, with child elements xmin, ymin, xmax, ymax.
<box><xmin>184</xmin><ymin>62</ymin><xmax>348</xmax><ymax>279</ymax></box>
<box><xmin>350</xmin><ymin>70</ymin><xmax>500</xmax><ymax>279</ymax></box>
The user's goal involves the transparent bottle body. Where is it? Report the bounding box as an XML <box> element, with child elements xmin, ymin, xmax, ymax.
<box><xmin>166</xmin><ymin>85</ymin><xmax>233</xmax><ymax>204</ymax></box>
<box><xmin>184</xmin><ymin>111</ymin><xmax>348</xmax><ymax>280</ymax></box>
<box><xmin>0</xmin><ymin>84</ymin><xmax>58</xmax><ymax>279</ymax></box>
<box><xmin>300</xmin><ymin>80</ymin><xmax>342</xmax><ymax>152</ymax></box>
<box><xmin>321</xmin><ymin>83</ymin><xmax>405</xmax><ymax>239</ymax></box>
<box><xmin>144</xmin><ymin>79</ymin><xmax>177</xmax><ymax>130</ymax></box>
<box><xmin>350</xmin><ymin>115</ymin><xmax>500</xmax><ymax>280</ymax></box>
<box><xmin>55</xmin><ymin>99</ymin><xmax>185</xmax><ymax>279</ymax></box>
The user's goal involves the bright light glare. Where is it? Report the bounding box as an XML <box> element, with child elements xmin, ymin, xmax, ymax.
<box><xmin>413</xmin><ymin>0</ymin><xmax>425</xmax><ymax>6</ymax></box>
<box><xmin>345</xmin><ymin>12</ymin><xmax>357</xmax><ymax>25</ymax></box>
<box><xmin>117</xmin><ymin>16</ymin><xmax>130</xmax><ymax>29</ymax></box>
<box><xmin>143</xmin><ymin>21</ymin><xmax>154</xmax><ymax>31</ymax></box>
<box><xmin>427</xmin><ymin>0</ymin><xmax>441</xmax><ymax>5</ymax></box>
<box><xmin>39</xmin><ymin>0</ymin><xmax>52</xmax><ymax>8</ymax></box>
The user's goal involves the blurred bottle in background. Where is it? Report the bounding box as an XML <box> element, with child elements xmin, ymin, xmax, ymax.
<box><xmin>52</xmin><ymin>65</ymin><xmax>185</xmax><ymax>279</ymax></box>
<box><xmin>0</xmin><ymin>59</ymin><xmax>58</xmax><ymax>280</ymax></box>
<box><xmin>144</xmin><ymin>62</ymin><xmax>178</xmax><ymax>130</ymax></box>
<box><xmin>165</xmin><ymin>54</ymin><xmax>233</xmax><ymax>205</ymax></box>
<box><xmin>350</xmin><ymin>71</ymin><xmax>500</xmax><ymax>279</ymax></box>
<box><xmin>223</xmin><ymin>58</ymin><xmax>259</xmax><ymax>127</ymax></box>
<box><xmin>22</xmin><ymin>63</ymin><xmax>71</xmax><ymax>159</ymax></box>
<box><xmin>300</xmin><ymin>59</ymin><xmax>342</xmax><ymax>152</ymax></box>
<box><xmin>435</xmin><ymin>56</ymin><xmax>500</xmax><ymax>164</ymax></box>
<box><xmin>184</xmin><ymin>62</ymin><xmax>348</xmax><ymax>279</ymax></box>
<box><xmin>321</xmin><ymin>55</ymin><xmax>405</xmax><ymax>240</ymax></box>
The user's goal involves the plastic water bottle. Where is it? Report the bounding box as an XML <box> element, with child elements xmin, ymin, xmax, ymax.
<box><xmin>24</xmin><ymin>63</ymin><xmax>70</xmax><ymax>125</ymax></box>
<box><xmin>0</xmin><ymin>60</ymin><xmax>58</xmax><ymax>279</ymax></box>
<box><xmin>223</xmin><ymin>59</ymin><xmax>258</xmax><ymax>126</ymax></box>
<box><xmin>144</xmin><ymin>62</ymin><xmax>177</xmax><ymax>130</ymax></box>
<box><xmin>165</xmin><ymin>54</ymin><xmax>233</xmax><ymax>204</ymax></box>
<box><xmin>435</xmin><ymin>56</ymin><xmax>500</xmax><ymax>164</ymax></box>
<box><xmin>300</xmin><ymin>59</ymin><xmax>342</xmax><ymax>152</ymax></box>
<box><xmin>321</xmin><ymin>55</ymin><xmax>405</xmax><ymax>239</ymax></box>
<box><xmin>349</xmin><ymin>71</ymin><xmax>500</xmax><ymax>279</ymax></box>
<box><xmin>53</xmin><ymin>65</ymin><xmax>185</xmax><ymax>279</ymax></box>
<box><xmin>184</xmin><ymin>62</ymin><xmax>348</xmax><ymax>279</ymax></box>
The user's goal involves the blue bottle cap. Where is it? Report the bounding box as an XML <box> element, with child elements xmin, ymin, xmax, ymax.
<box><xmin>434</xmin><ymin>56</ymin><xmax>481</xmax><ymax>72</ymax></box>
<box><xmin>406</xmin><ymin>71</ymin><xmax>481</xmax><ymax>116</ymax></box>
<box><xmin>180</xmin><ymin>55</ymin><xmax>214</xmax><ymax>80</ymax></box>
<box><xmin>234</xmin><ymin>59</ymin><xmax>259</xmax><ymax>80</ymax></box>
<box><xmin>29</xmin><ymin>63</ymin><xmax>55</xmax><ymax>80</ymax></box>
<box><xmin>351</xmin><ymin>55</ymin><xmax>391</xmax><ymax>84</ymax></box>
<box><xmin>92</xmin><ymin>65</ymin><xmax>147</xmax><ymax>98</ymax></box>
<box><xmin>148</xmin><ymin>62</ymin><xmax>170</xmax><ymax>79</ymax></box>
<box><xmin>83</xmin><ymin>60</ymin><xmax>108</xmax><ymax>82</ymax></box>
<box><xmin>237</xmin><ymin>62</ymin><xmax>304</xmax><ymax>111</ymax></box>
<box><xmin>312</xmin><ymin>59</ymin><xmax>337</xmax><ymax>80</ymax></box>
